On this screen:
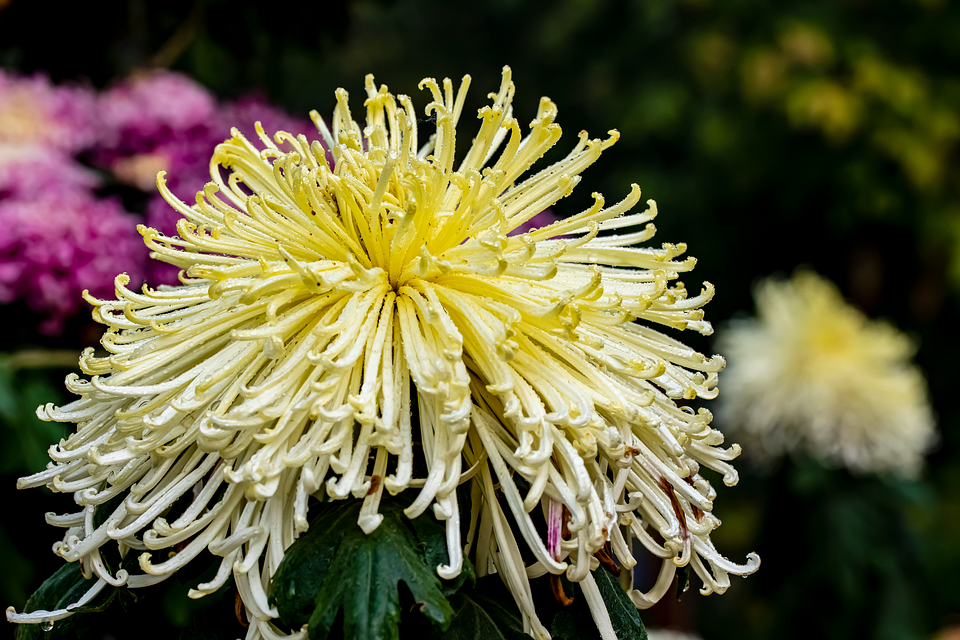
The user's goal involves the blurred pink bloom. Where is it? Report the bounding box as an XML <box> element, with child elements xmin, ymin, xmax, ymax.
<box><xmin>95</xmin><ymin>72</ymin><xmax>222</xmax><ymax>287</ymax></box>
<box><xmin>0</xmin><ymin>192</ymin><xmax>147</xmax><ymax>334</ymax></box>
<box><xmin>95</xmin><ymin>72</ymin><xmax>328</xmax><ymax>285</ymax></box>
<box><xmin>97</xmin><ymin>69</ymin><xmax>217</xmax><ymax>151</ymax></box>
<box><xmin>0</xmin><ymin>69</ymin><xmax>99</xmax><ymax>153</ymax></box>
<box><xmin>509</xmin><ymin>208</ymin><xmax>560</xmax><ymax>235</ymax></box>
<box><xmin>221</xmin><ymin>95</ymin><xmax>319</xmax><ymax>144</ymax></box>
<box><xmin>0</xmin><ymin>143</ymin><xmax>99</xmax><ymax>199</ymax></box>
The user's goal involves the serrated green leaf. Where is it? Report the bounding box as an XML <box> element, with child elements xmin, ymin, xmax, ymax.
<box><xmin>270</xmin><ymin>499</ymin><xmax>456</xmax><ymax>640</ymax></box>
<box><xmin>407</xmin><ymin>506</ymin><xmax>475</xmax><ymax>597</ymax></box>
<box><xmin>15</xmin><ymin>563</ymin><xmax>87</xmax><ymax>640</ymax></box>
<box><xmin>306</xmin><ymin>511</ymin><xmax>453</xmax><ymax>640</ymax></box>
<box><xmin>270</xmin><ymin>502</ymin><xmax>357</xmax><ymax>626</ymax></box>
<box><xmin>542</xmin><ymin>576</ymin><xmax>597</xmax><ymax>640</ymax></box>
<box><xmin>55</xmin><ymin>583</ymin><xmax>116</xmax><ymax>616</ymax></box>
<box><xmin>544</xmin><ymin>569</ymin><xmax>647</xmax><ymax>640</ymax></box>
<box><xmin>593</xmin><ymin>568</ymin><xmax>647</xmax><ymax>640</ymax></box>
<box><xmin>549</xmin><ymin>607</ymin><xmax>580</xmax><ymax>640</ymax></box>
<box><xmin>47</xmin><ymin>582</ymin><xmax>118</xmax><ymax>638</ymax></box>
<box><xmin>438</xmin><ymin>577</ymin><xmax>529</xmax><ymax>640</ymax></box>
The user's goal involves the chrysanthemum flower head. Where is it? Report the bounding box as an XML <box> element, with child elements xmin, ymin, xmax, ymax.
<box><xmin>0</xmin><ymin>70</ymin><xmax>98</xmax><ymax>153</ymax></box>
<box><xmin>717</xmin><ymin>270</ymin><xmax>936</xmax><ymax>476</ymax></box>
<box><xmin>0</xmin><ymin>192</ymin><xmax>147</xmax><ymax>335</ymax></box>
<box><xmin>95</xmin><ymin>70</ymin><xmax>219</xmax><ymax>204</ymax></box>
<box><xmin>9</xmin><ymin>68</ymin><xmax>757</xmax><ymax>639</ymax></box>
<box><xmin>98</xmin><ymin>70</ymin><xmax>218</xmax><ymax>148</ymax></box>
<box><xmin>0</xmin><ymin>142</ymin><xmax>99</xmax><ymax>199</ymax></box>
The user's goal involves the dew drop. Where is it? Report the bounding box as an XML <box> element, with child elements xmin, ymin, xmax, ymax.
<box><xmin>675</xmin><ymin>566</ymin><xmax>691</xmax><ymax>600</ymax></box>
<box><xmin>41</xmin><ymin>620</ymin><xmax>54</xmax><ymax>632</ymax></box>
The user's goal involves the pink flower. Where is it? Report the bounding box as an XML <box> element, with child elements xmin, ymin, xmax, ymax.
<box><xmin>95</xmin><ymin>74</ymin><xmax>330</xmax><ymax>285</ymax></box>
<box><xmin>95</xmin><ymin>72</ymin><xmax>223</xmax><ymax>284</ymax></box>
<box><xmin>508</xmin><ymin>208</ymin><xmax>560</xmax><ymax>235</ymax></box>
<box><xmin>0</xmin><ymin>143</ymin><xmax>99</xmax><ymax>199</ymax></box>
<box><xmin>0</xmin><ymin>70</ymin><xmax>99</xmax><ymax>153</ymax></box>
<box><xmin>0</xmin><ymin>192</ymin><xmax>148</xmax><ymax>334</ymax></box>
<box><xmin>221</xmin><ymin>95</ymin><xmax>319</xmax><ymax>144</ymax></box>
<box><xmin>98</xmin><ymin>70</ymin><xmax>217</xmax><ymax>152</ymax></box>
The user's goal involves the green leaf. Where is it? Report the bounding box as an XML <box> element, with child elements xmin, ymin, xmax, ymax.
<box><xmin>407</xmin><ymin>503</ymin><xmax>475</xmax><ymax>597</ymax></box>
<box><xmin>270</xmin><ymin>501</ymin><xmax>356</xmax><ymax>626</ymax></box>
<box><xmin>542</xmin><ymin>569</ymin><xmax>647</xmax><ymax>640</ymax></box>
<box><xmin>15</xmin><ymin>563</ymin><xmax>86</xmax><ymax>640</ymax></box>
<box><xmin>54</xmin><ymin>583</ymin><xmax>116</xmax><ymax>616</ymax></box>
<box><xmin>439</xmin><ymin>588</ymin><xmax>529</xmax><ymax>640</ymax></box>
<box><xmin>47</xmin><ymin>582</ymin><xmax>118</xmax><ymax>638</ymax></box>
<box><xmin>270</xmin><ymin>498</ymin><xmax>456</xmax><ymax>640</ymax></box>
<box><xmin>592</xmin><ymin>568</ymin><xmax>646</xmax><ymax>640</ymax></box>
<box><xmin>549</xmin><ymin>611</ymin><xmax>580</xmax><ymax>640</ymax></box>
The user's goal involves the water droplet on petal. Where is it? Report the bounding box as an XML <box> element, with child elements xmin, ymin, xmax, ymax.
<box><xmin>41</xmin><ymin>620</ymin><xmax>54</xmax><ymax>632</ymax></box>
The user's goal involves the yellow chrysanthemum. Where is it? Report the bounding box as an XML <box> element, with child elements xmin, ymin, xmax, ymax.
<box><xmin>718</xmin><ymin>270</ymin><xmax>936</xmax><ymax>476</ymax></box>
<box><xmin>8</xmin><ymin>68</ymin><xmax>757</xmax><ymax>640</ymax></box>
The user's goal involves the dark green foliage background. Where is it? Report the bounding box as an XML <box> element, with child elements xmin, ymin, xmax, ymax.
<box><xmin>2</xmin><ymin>0</ymin><xmax>959</xmax><ymax>638</ymax></box>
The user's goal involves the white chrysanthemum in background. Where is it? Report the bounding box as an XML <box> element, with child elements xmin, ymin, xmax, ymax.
<box><xmin>8</xmin><ymin>68</ymin><xmax>759</xmax><ymax>640</ymax></box>
<box><xmin>717</xmin><ymin>270</ymin><xmax>935</xmax><ymax>476</ymax></box>
<box><xmin>645</xmin><ymin>629</ymin><xmax>704</xmax><ymax>640</ymax></box>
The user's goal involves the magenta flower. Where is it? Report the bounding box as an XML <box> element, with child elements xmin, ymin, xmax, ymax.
<box><xmin>0</xmin><ymin>143</ymin><xmax>99</xmax><ymax>199</ymax></box>
<box><xmin>97</xmin><ymin>69</ymin><xmax>218</xmax><ymax>153</ymax></box>
<box><xmin>509</xmin><ymin>207</ymin><xmax>560</xmax><ymax>235</ymax></box>
<box><xmin>95</xmin><ymin>71</ymin><xmax>331</xmax><ymax>285</ymax></box>
<box><xmin>0</xmin><ymin>69</ymin><xmax>99</xmax><ymax>153</ymax></box>
<box><xmin>0</xmin><ymin>192</ymin><xmax>147</xmax><ymax>334</ymax></box>
<box><xmin>143</xmin><ymin>96</ymin><xmax>323</xmax><ymax>225</ymax></box>
<box><xmin>221</xmin><ymin>94</ymin><xmax>319</xmax><ymax>143</ymax></box>
<box><xmin>94</xmin><ymin>71</ymin><xmax>221</xmax><ymax>286</ymax></box>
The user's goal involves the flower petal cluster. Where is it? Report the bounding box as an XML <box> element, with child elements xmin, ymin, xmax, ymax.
<box><xmin>97</xmin><ymin>70</ymin><xmax>321</xmax><ymax>285</ymax></box>
<box><xmin>0</xmin><ymin>69</ymin><xmax>98</xmax><ymax>153</ymax></box>
<box><xmin>0</xmin><ymin>192</ymin><xmax>147</xmax><ymax>334</ymax></box>
<box><xmin>0</xmin><ymin>70</ymin><xmax>146</xmax><ymax>334</ymax></box>
<box><xmin>0</xmin><ymin>70</ymin><xmax>100</xmax><ymax>200</ymax></box>
<box><xmin>717</xmin><ymin>270</ymin><xmax>936</xmax><ymax>476</ymax></box>
<box><xmin>0</xmin><ymin>142</ymin><xmax>99</xmax><ymax>200</ymax></box>
<box><xmin>10</xmin><ymin>69</ymin><xmax>757</xmax><ymax>639</ymax></box>
<box><xmin>98</xmin><ymin>70</ymin><xmax>219</xmax><ymax>149</ymax></box>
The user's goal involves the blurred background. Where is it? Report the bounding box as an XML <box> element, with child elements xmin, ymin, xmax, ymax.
<box><xmin>1</xmin><ymin>0</ymin><xmax>959</xmax><ymax>638</ymax></box>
